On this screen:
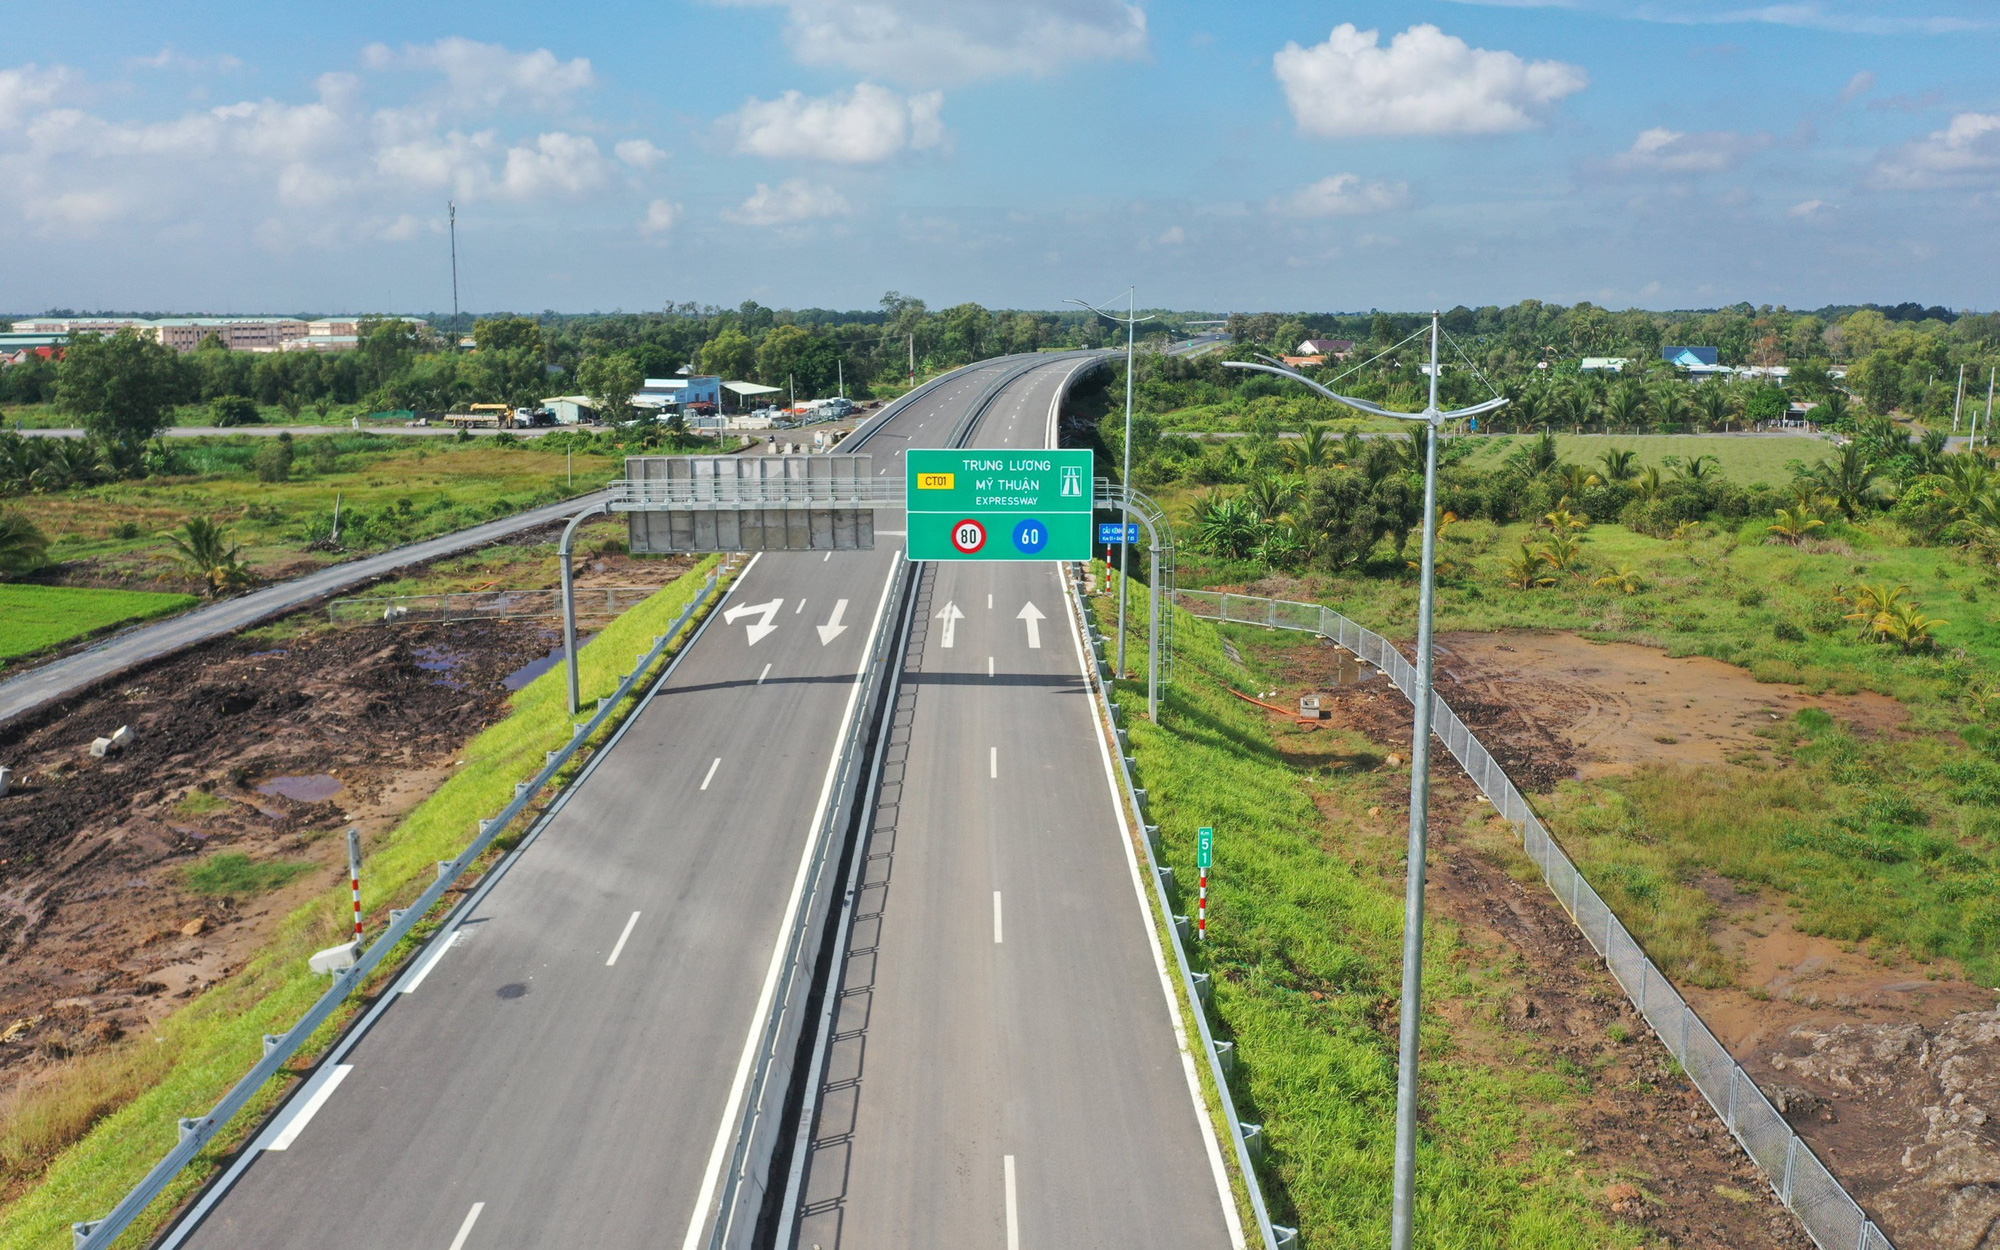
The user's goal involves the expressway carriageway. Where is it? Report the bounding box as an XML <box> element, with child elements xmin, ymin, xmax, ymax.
<box><xmin>790</xmin><ymin>363</ymin><xmax>1243</xmax><ymax>1246</ymax></box>
<box><xmin>164</xmin><ymin>354</ymin><xmax>1068</xmax><ymax>1249</ymax></box>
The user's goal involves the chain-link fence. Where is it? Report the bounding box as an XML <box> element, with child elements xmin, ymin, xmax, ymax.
<box><xmin>1175</xmin><ymin>588</ymin><xmax>1893</xmax><ymax>1250</ymax></box>
<box><xmin>328</xmin><ymin>586</ymin><xmax>663</xmax><ymax>627</ymax></box>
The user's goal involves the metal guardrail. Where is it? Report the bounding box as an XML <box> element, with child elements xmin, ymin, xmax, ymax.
<box><xmin>74</xmin><ymin>565</ymin><xmax>737</xmax><ymax>1250</ymax></box>
<box><xmin>1173</xmin><ymin>588</ymin><xmax>1893</xmax><ymax>1250</ymax></box>
<box><xmin>327</xmin><ymin>586</ymin><xmax>663</xmax><ymax>626</ymax></box>
<box><xmin>1065</xmin><ymin>573</ymin><xmax>1297</xmax><ymax>1250</ymax></box>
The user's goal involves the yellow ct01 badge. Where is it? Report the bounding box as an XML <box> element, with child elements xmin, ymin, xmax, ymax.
<box><xmin>916</xmin><ymin>472</ymin><xmax>955</xmax><ymax>490</ymax></box>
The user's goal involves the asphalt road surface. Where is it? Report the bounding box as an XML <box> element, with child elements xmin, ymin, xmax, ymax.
<box><xmin>793</xmin><ymin>363</ymin><xmax>1241</xmax><ymax>1247</ymax></box>
<box><xmin>166</xmin><ymin>356</ymin><xmax>1091</xmax><ymax>1249</ymax></box>
<box><xmin>0</xmin><ymin>490</ymin><xmax>615</xmax><ymax>728</ymax></box>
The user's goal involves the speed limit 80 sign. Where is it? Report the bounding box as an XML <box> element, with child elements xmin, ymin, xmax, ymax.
<box><xmin>905</xmin><ymin>449</ymin><xmax>1093</xmax><ymax>562</ymax></box>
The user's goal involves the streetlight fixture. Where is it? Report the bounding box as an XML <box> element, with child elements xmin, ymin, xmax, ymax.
<box><xmin>1066</xmin><ymin>289</ymin><xmax>1155</xmax><ymax>685</ymax></box>
<box><xmin>1225</xmin><ymin>313</ymin><xmax>1506</xmax><ymax>1250</ymax></box>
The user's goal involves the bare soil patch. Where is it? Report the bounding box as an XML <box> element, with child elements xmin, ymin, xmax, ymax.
<box><xmin>1232</xmin><ymin>629</ymin><xmax>1810</xmax><ymax>1247</ymax></box>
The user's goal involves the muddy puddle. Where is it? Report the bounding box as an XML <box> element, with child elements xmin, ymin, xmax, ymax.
<box><xmin>255</xmin><ymin>774</ymin><xmax>345</xmax><ymax>803</ymax></box>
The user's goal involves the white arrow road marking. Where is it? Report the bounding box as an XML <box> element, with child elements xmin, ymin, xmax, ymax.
<box><xmin>1017</xmin><ymin>601</ymin><xmax>1044</xmax><ymax>649</ymax></box>
<box><xmin>936</xmin><ymin>601</ymin><xmax>964</xmax><ymax>648</ymax></box>
<box><xmin>816</xmin><ymin>599</ymin><xmax>850</xmax><ymax>645</ymax></box>
<box><xmin>724</xmin><ymin>598</ymin><xmax>783</xmax><ymax>645</ymax></box>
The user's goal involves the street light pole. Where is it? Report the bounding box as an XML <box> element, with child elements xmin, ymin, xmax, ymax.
<box><xmin>1226</xmin><ymin>314</ymin><xmax>1505</xmax><ymax>1250</ymax></box>
<box><xmin>1066</xmin><ymin>290</ymin><xmax>1154</xmax><ymax>683</ymax></box>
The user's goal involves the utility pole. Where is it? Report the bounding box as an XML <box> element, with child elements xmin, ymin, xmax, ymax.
<box><xmin>908</xmin><ymin>333</ymin><xmax>915</xmax><ymax>388</ymax></box>
<box><xmin>448</xmin><ymin>201</ymin><xmax>461</xmax><ymax>349</ymax></box>
<box><xmin>1956</xmin><ymin>364</ymin><xmax>1967</xmax><ymax>431</ymax></box>
<box><xmin>1985</xmin><ymin>367</ymin><xmax>1996</xmax><ymax>451</ymax></box>
<box><xmin>1066</xmin><ymin>290</ymin><xmax>1155</xmax><ymax>684</ymax></box>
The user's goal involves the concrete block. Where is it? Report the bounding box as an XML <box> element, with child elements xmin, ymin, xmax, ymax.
<box><xmin>308</xmin><ymin>938</ymin><xmax>359</xmax><ymax>976</ymax></box>
<box><xmin>110</xmin><ymin>725</ymin><xmax>135</xmax><ymax>749</ymax></box>
<box><xmin>0</xmin><ymin>766</ymin><xmax>11</xmax><ymax>798</ymax></box>
<box><xmin>89</xmin><ymin>738</ymin><xmax>113</xmax><ymax>759</ymax></box>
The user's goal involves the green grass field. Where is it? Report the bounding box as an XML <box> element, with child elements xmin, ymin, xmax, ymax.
<box><xmin>0</xmin><ymin>559</ymin><xmax>721</xmax><ymax>1248</ymax></box>
<box><xmin>1456</xmin><ymin>434</ymin><xmax>1834</xmax><ymax>485</ymax></box>
<box><xmin>0</xmin><ymin>584</ymin><xmax>199</xmax><ymax>663</ymax></box>
<box><xmin>1101</xmin><ymin>588</ymin><xmax>1636</xmax><ymax>1249</ymax></box>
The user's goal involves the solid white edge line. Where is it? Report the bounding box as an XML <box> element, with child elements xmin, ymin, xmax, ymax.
<box><xmin>606</xmin><ymin>910</ymin><xmax>641</xmax><ymax>966</ymax></box>
<box><xmin>264</xmin><ymin>1064</ymin><xmax>352</xmax><ymax>1151</ymax></box>
<box><xmin>1004</xmin><ymin>1154</ymin><xmax>1021</xmax><ymax>1250</ymax></box>
<box><xmin>400</xmin><ymin>929</ymin><xmax>461</xmax><ymax>994</ymax></box>
<box><xmin>701</xmin><ymin>757</ymin><xmax>722</xmax><ymax>790</ymax></box>
<box><xmin>679</xmin><ymin>550</ymin><xmax>906</xmax><ymax>1250</ymax></box>
<box><xmin>993</xmin><ymin>890</ymin><xmax>1004</xmax><ymax>944</ymax></box>
<box><xmin>1062</xmin><ymin>566</ymin><xmax>1247</xmax><ymax>1249</ymax></box>
<box><xmin>447</xmin><ymin>1202</ymin><xmax>485</xmax><ymax>1250</ymax></box>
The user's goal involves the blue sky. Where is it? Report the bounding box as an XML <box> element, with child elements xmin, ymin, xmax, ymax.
<box><xmin>1</xmin><ymin>0</ymin><xmax>1995</xmax><ymax>314</ymax></box>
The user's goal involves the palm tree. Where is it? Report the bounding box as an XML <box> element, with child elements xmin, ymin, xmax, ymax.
<box><xmin>1817</xmin><ymin>391</ymin><xmax>1852</xmax><ymax>428</ymax></box>
<box><xmin>1243</xmin><ymin>474</ymin><xmax>1303</xmax><ymax>521</ymax></box>
<box><xmin>1338</xmin><ymin>430</ymin><xmax>1367</xmax><ymax>467</ymax></box>
<box><xmin>1503</xmin><ymin>542</ymin><xmax>1548</xmax><ymax>589</ymax></box>
<box><xmin>1189</xmin><ymin>495</ymin><xmax>1266</xmax><ymax>560</ymax></box>
<box><xmin>1843</xmin><ymin>583</ymin><xmax>1912</xmax><ymax>640</ymax></box>
<box><xmin>1695</xmin><ymin>386</ymin><xmax>1733</xmax><ymax>432</ymax></box>
<box><xmin>1633</xmin><ymin>466</ymin><xmax>1666</xmax><ymax>500</ymax></box>
<box><xmin>1598</xmin><ymin>447</ymin><xmax>1639</xmax><ymax>481</ymax></box>
<box><xmin>1943</xmin><ymin>455</ymin><xmax>1992</xmax><ymax>514</ymax></box>
<box><xmin>1524</xmin><ymin>430</ymin><xmax>1561</xmax><ymax>476</ymax></box>
<box><xmin>1807</xmin><ymin>443</ymin><xmax>1879</xmax><ymax>519</ymax></box>
<box><xmin>1877</xmin><ymin>600</ymin><xmax>1946</xmax><ymax>652</ymax></box>
<box><xmin>1554</xmin><ymin>463</ymin><xmax>1602</xmax><ymax>496</ymax></box>
<box><xmin>1604</xmin><ymin>384</ymin><xmax>1647</xmax><ymax>433</ymax></box>
<box><xmin>1593</xmin><ymin>563</ymin><xmax>1643</xmax><ymax>594</ymax></box>
<box><xmin>1674</xmin><ymin>454</ymin><xmax>1719</xmax><ymax>483</ymax></box>
<box><xmin>0</xmin><ymin>509</ymin><xmax>49</xmax><ymax>579</ymax></box>
<box><xmin>1538</xmin><ymin>530</ymin><xmax>1587</xmax><ymax>577</ymax></box>
<box><xmin>163</xmin><ymin>517</ymin><xmax>253</xmax><ymax>597</ymax></box>
<box><xmin>1768</xmin><ymin>506</ymin><xmax>1825</xmax><ymax>545</ymax></box>
<box><xmin>1652</xmin><ymin>386</ymin><xmax>1691</xmax><ymax>432</ymax></box>
<box><xmin>1282</xmin><ymin>424</ymin><xmax>1333</xmax><ymax>473</ymax></box>
<box><xmin>1509</xmin><ymin>388</ymin><xmax>1543</xmax><ymax>432</ymax></box>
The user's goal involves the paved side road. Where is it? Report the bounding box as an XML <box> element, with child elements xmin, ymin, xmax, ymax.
<box><xmin>0</xmin><ymin>491</ymin><xmax>613</xmax><ymax>728</ymax></box>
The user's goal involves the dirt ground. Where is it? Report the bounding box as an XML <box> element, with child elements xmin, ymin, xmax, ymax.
<box><xmin>1236</xmin><ymin>630</ymin><xmax>1812</xmax><ymax>1248</ymax></box>
<box><xmin>0</xmin><ymin>543</ymin><xmax>687</xmax><ymax>1115</ymax></box>
<box><xmin>1253</xmin><ymin>626</ymin><xmax>2000</xmax><ymax>1250</ymax></box>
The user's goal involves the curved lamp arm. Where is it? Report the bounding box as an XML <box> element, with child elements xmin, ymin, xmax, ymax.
<box><xmin>1223</xmin><ymin>359</ymin><xmax>1510</xmax><ymax>425</ymax></box>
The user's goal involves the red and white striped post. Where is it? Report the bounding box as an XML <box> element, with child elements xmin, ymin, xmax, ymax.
<box><xmin>1196</xmin><ymin>826</ymin><xmax>1213</xmax><ymax>942</ymax></box>
<box><xmin>345</xmin><ymin>827</ymin><xmax>363</xmax><ymax>942</ymax></box>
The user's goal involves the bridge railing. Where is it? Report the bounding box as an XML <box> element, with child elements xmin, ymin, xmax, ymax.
<box><xmin>1172</xmin><ymin>587</ymin><xmax>1893</xmax><ymax>1250</ymax></box>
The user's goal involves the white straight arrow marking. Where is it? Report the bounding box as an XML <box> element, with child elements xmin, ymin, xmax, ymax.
<box><xmin>936</xmin><ymin>601</ymin><xmax>964</xmax><ymax>648</ymax></box>
<box><xmin>816</xmin><ymin>599</ymin><xmax>850</xmax><ymax>645</ymax></box>
<box><xmin>1017</xmin><ymin>601</ymin><xmax>1044</xmax><ymax>649</ymax></box>
<box><xmin>724</xmin><ymin>598</ymin><xmax>783</xmax><ymax>645</ymax></box>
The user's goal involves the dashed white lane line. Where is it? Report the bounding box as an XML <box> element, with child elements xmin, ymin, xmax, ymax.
<box><xmin>701</xmin><ymin>757</ymin><xmax>722</xmax><ymax>790</ymax></box>
<box><xmin>795</xmin><ymin>599</ymin><xmax>807</xmax><ymax>614</ymax></box>
<box><xmin>989</xmin><ymin>746</ymin><xmax>998</xmax><ymax>779</ymax></box>
<box><xmin>987</xmin><ymin>593</ymin><xmax>993</xmax><ymax>609</ymax></box>
<box><xmin>994</xmin><ymin>892</ymin><xmax>1004</xmax><ymax>944</ymax></box>
<box><xmin>265</xmin><ymin>1064</ymin><xmax>352</xmax><ymax>1151</ymax></box>
<box><xmin>988</xmin><ymin>655</ymin><xmax>995</xmax><ymax>678</ymax></box>
<box><xmin>1004</xmin><ymin>1155</ymin><xmax>1020</xmax><ymax>1250</ymax></box>
<box><xmin>448</xmin><ymin>1202</ymin><xmax>485</xmax><ymax>1250</ymax></box>
<box><xmin>757</xmin><ymin>662</ymin><xmax>772</xmax><ymax>684</ymax></box>
<box><xmin>606</xmin><ymin>910</ymin><xmax>641</xmax><ymax>966</ymax></box>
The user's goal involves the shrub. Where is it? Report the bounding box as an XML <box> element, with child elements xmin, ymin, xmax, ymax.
<box><xmin>251</xmin><ymin>434</ymin><xmax>294</xmax><ymax>483</ymax></box>
<box><xmin>209</xmin><ymin>395</ymin><xmax>262</xmax><ymax>427</ymax></box>
<box><xmin>1773</xmin><ymin>620</ymin><xmax>1806</xmax><ymax>642</ymax></box>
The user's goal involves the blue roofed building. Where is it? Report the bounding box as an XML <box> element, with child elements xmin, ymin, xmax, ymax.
<box><xmin>1663</xmin><ymin>345</ymin><xmax>1721</xmax><ymax>367</ymax></box>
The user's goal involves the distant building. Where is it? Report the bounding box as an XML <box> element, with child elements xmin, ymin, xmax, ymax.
<box><xmin>9</xmin><ymin>315</ymin><xmax>424</xmax><ymax>354</ymax></box>
<box><xmin>1297</xmin><ymin>338</ymin><xmax>1355</xmax><ymax>357</ymax></box>
<box><xmin>1662</xmin><ymin>346</ymin><xmax>1720</xmax><ymax>367</ymax></box>
<box><xmin>0</xmin><ymin>331</ymin><xmax>68</xmax><ymax>364</ymax></box>
<box><xmin>1278</xmin><ymin>355</ymin><xmax>1325</xmax><ymax>368</ymax></box>
<box><xmin>1580</xmin><ymin>357</ymin><xmax>1632</xmax><ymax>373</ymax></box>
<box><xmin>633</xmin><ymin>376</ymin><xmax>724</xmax><ymax>411</ymax></box>
<box><xmin>542</xmin><ymin>396</ymin><xmax>597</xmax><ymax>425</ymax></box>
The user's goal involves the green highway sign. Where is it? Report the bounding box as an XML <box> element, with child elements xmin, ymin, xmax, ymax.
<box><xmin>905</xmin><ymin>448</ymin><xmax>1094</xmax><ymax>561</ymax></box>
<box><xmin>1198</xmin><ymin>826</ymin><xmax>1214</xmax><ymax>870</ymax></box>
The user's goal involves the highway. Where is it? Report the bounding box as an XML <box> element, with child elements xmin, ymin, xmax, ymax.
<box><xmin>145</xmin><ymin>358</ymin><xmax>1041</xmax><ymax>1245</ymax></box>
<box><xmin>0</xmin><ymin>489</ymin><xmax>614</xmax><ymax>728</ymax></box>
<box><xmin>791</xmin><ymin>365</ymin><xmax>1241</xmax><ymax>1246</ymax></box>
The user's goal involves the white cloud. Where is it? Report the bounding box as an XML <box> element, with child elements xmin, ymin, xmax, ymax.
<box><xmin>367</xmin><ymin>37</ymin><xmax>595</xmax><ymax>113</ymax></box>
<box><xmin>642</xmin><ymin>198</ymin><xmax>680</xmax><ymax>233</ymax></box>
<box><xmin>1156</xmin><ymin>225</ymin><xmax>1186</xmax><ymax>245</ymax></box>
<box><xmin>131</xmin><ymin>48</ymin><xmax>244</xmax><ymax>74</ymax></box>
<box><xmin>1788</xmin><ymin>198</ymin><xmax>1833</xmax><ymax>217</ymax></box>
<box><xmin>725</xmin><ymin>178</ymin><xmax>851</xmax><ymax>226</ymax></box>
<box><xmin>1871</xmin><ymin>112</ymin><xmax>2000</xmax><ymax>189</ymax></box>
<box><xmin>1271</xmin><ymin>173</ymin><xmax>1412</xmax><ymax>217</ymax></box>
<box><xmin>1274</xmin><ymin>23</ymin><xmax>1587</xmax><ymax>138</ymax></box>
<box><xmin>1438</xmin><ymin>1</ymin><xmax>1991</xmax><ymax>36</ymax></box>
<box><xmin>0</xmin><ymin>65</ymin><xmax>68</xmax><ymax>129</ymax></box>
<box><xmin>501</xmin><ymin>132</ymin><xmax>609</xmax><ymax>196</ymax></box>
<box><xmin>706</xmin><ymin>0</ymin><xmax>1145</xmax><ymax>86</ymax></box>
<box><xmin>615</xmin><ymin>138</ymin><xmax>669</xmax><ymax>169</ymax></box>
<box><xmin>1839</xmin><ymin>70</ymin><xmax>1876</xmax><ymax>102</ymax></box>
<box><xmin>726</xmin><ymin>83</ymin><xmax>944</xmax><ymax>163</ymax></box>
<box><xmin>1612</xmin><ymin>126</ymin><xmax>1770</xmax><ymax>173</ymax></box>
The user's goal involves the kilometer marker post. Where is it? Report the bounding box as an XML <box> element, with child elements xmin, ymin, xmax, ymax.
<box><xmin>345</xmin><ymin>827</ymin><xmax>363</xmax><ymax>942</ymax></box>
<box><xmin>1197</xmin><ymin>826</ymin><xmax>1214</xmax><ymax>941</ymax></box>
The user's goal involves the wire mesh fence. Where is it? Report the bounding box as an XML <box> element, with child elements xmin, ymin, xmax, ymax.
<box><xmin>1173</xmin><ymin>587</ymin><xmax>1893</xmax><ymax>1250</ymax></box>
<box><xmin>328</xmin><ymin>586</ymin><xmax>664</xmax><ymax>627</ymax></box>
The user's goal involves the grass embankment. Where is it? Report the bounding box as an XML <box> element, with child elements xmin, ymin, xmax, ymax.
<box><xmin>1455</xmin><ymin>434</ymin><xmax>1831</xmax><ymax>485</ymax></box>
<box><xmin>0</xmin><ymin>557</ymin><xmax>721</xmax><ymax>1249</ymax></box>
<box><xmin>1174</xmin><ymin>490</ymin><xmax>2000</xmax><ymax>994</ymax></box>
<box><xmin>1104</xmin><ymin>591</ymin><xmax>1635</xmax><ymax>1249</ymax></box>
<box><xmin>9</xmin><ymin>436</ymin><xmax>621</xmax><ymax>584</ymax></box>
<box><xmin>0</xmin><ymin>585</ymin><xmax>198</xmax><ymax>666</ymax></box>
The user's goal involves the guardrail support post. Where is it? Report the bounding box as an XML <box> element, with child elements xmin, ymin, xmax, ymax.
<box><xmin>73</xmin><ymin>1221</ymin><xmax>101</xmax><ymax>1248</ymax></box>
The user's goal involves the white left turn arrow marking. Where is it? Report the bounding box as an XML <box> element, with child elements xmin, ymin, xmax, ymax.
<box><xmin>816</xmin><ymin>599</ymin><xmax>850</xmax><ymax>645</ymax></box>
<box><xmin>724</xmin><ymin>598</ymin><xmax>783</xmax><ymax>646</ymax></box>
<box><xmin>936</xmin><ymin>601</ymin><xmax>964</xmax><ymax>648</ymax></box>
<box><xmin>1017</xmin><ymin>602</ymin><xmax>1044</xmax><ymax>649</ymax></box>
